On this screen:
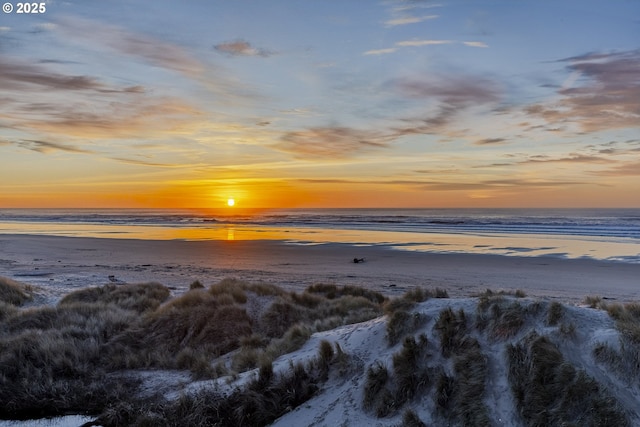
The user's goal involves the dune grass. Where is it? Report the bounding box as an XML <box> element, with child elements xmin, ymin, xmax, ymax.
<box><xmin>60</xmin><ymin>281</ymin><xmax>170</xmax><ymax>313</ymax></box>
<box><xmin>593</xmin><ymin>301</ymin><xmax>640</xmax><ymax>387</ymax></box>
<box><xmin>95</xmin><ymin>339</ymin><xmax>350</xmax><ymax>427</ymax></box>
<box><xmin>4</xmin><ymin>279</ymin><xmax>638</xmax><ymax>425</ymax></box>
<box><xmin>508</xmin><ymin>332</ymin><xmax>628</xmax><ymax>426</ymax></box>
<box><xmin>0</xmin><ymin>278</ymin><xmax>387</xmax><ymax>420</ymax></box>
<box><xmin>0</xmin><ymin>276</ymin><xmax>36</xmax><ymax>306</ymax></box>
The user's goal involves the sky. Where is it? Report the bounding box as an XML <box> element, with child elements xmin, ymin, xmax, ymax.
<box><xmin>1</xmin><ymin>0</ymin><xmax>639</xmax><ymax>209</ymax></box>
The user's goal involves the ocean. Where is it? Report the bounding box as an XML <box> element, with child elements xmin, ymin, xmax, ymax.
<box><xmin>1</xmin><ymin>208</ymin><xmax>639</xmax><ymax>263</ymax></box>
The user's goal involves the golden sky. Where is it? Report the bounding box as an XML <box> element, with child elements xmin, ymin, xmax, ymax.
<box><xmin>1</xmin><ymin>1</ymin><xmax>639</xmax><ymax>208</ymax></box>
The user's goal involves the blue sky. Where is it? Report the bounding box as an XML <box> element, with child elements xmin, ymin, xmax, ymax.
<box><xmin>1</xmin><ymin>0</ymin><xmax>639</xmax><ymax>208</ymax></box>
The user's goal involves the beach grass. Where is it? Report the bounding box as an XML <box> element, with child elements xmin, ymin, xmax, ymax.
<box><xmin>0</xmin><ymin>276</ymin><xmax>35</xmax><ymax>306</ymax></box>
<box><xmin>0</xmin><ymin>278</ymin><xmax>388</xmax><ymax>420</ymax></box>
<box><xmin>1</xmin><ymin>278</ymin><xmax>639</xmax><ymax>425</ymax></box>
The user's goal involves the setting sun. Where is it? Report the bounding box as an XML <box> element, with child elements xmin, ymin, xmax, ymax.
<box><xmin>227</xmin><ymin>198</ymin><xmax>235</xmax><ymax>207</ymax></box>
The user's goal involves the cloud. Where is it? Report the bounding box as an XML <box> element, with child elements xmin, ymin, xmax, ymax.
<box><xmin>108</xmin><ymin>157</ymin><xmax>184</xmax><ymax>168</ymax></box>
<box><xmin>594</xmin><ymin>161</ymin><xmax>640</xmax><ymax>176</ymax></box>
<box><xmin>389</xmin><ymin>74</ymin><xmax>502</xmax><ymax>136</ymax></box>
<box><xmin>520</xmin><ymin>154</ymin><xmax>611</xmax><ymax>164</ymax></box>
<box><xmin>0</xmin><ymin>60</ymin><xmax>103</xmax><ymax>91</ymax></box>
<box><xmin>298</xmin><ymin>177</ymin><xmax>588</xmax><ymax>191</ymax></box>
<box><xmin>463</xmin><ymin>41</ymin><xmax>489</xmax><ymax>48</ymax></box>
<box><xmin>396</xmin><ymin>39</ymin><xmax>453</xmax><ymax>47</ymax></box>
<box><xmin>274</xmin><ymin>127</ymin><xmax>389</xmax><ymax>159</ymax></box>
<box><xmin>363</xmin><ymin>48</ymin><xmax>397</xmax><ymax>56</ymax></box>
<box><xmin>57</xmin><ymin>17</ymin><xmax>204</xmax><ymax>76</ymax></box>
<box><xmin>24</xmin><ymin>98</ymin><xmax>202</xmax><ymax>139</ymax></box>
<box><xmin>421</xmin><ymin>178</ymin><xmax>586</xmax><ymax>191</ymax></box>
<box><xmin>14</xmin><ymin>139</ymin><xmax>93</xmax><ymax>154</ymax></box>
<box><xmin>392</xmin><ymin>75</ymin><xmax>500</xmax><ymax>104</ymax></box>
<box><xmin>475</xmin><ymin>137</ymin><xmax>507</xmax><ymax>145</ymax></box>
<box><xmin>214</xmin><ymin>39</ymin><xmax>273</xmax><ymax>57</ymax></box>
<box><xmin>527</xmin><ymin>49</ymin><xmax>640</xmax><ymax>132</ymax></box>
<box><xmin>384</xmin><ymin>15</ymin><xmax>438</xmax><ymax>27</ymax></box>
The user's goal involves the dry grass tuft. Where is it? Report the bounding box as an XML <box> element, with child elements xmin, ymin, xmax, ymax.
<box><xmin>401</xmin><ymin>409</ymin><xmax>427</xmax><ymax>427</ymax></box>
<box><xmin>476</xmin><ymin>296</ymin><xmax>533</xmax><ymax>340</ymax></box>
<box><xmin>583</xmin><ymin>295</ymin><xmax>603</xmax><ymax>308</ymax></box>
<box><xmin>0</xmin><ymin>302</ymin><xmax>140</xmax><ymax>418</ymax></box>
<box><xmin>508</xmin><ymin>332</ymin><xmax>629</xmax><ymax>426</ymax></box>
<box><xmin>96</xmin><ymin>345</ymin><xmax>346</xmax><ymax>427</ymax></box>
<box><xmin>434</xmin><ymin>307</ymin><xmax>469</xmax><ymax>357</ymax></box>
<box><xmin>546</xmin><ymin>301</ymin><xmax>564</xmax><ymax>326</ymax></box>
<box><xmin>386</xmin><ymin>310</ymin><xmax>426</xmax><ymax>346</ymax></box>
<box><xmin>383</xmin><ymin>287</ymin><xmax>448</xmax><ymax>315</ymax></box>
<box><xmin>392</xmin><ymin>335</ymin><xmax>431</xmax><ymax>405</ymax></box>
<box><xmin>0</xmin><ymin>276</ymin><xmax>35</xmax><ymax>306</ymax></box>
<box><xmin>60</xmin><ymin>282</ymin><xmax>170</xmax><ymax>313</ymax></box>
<box><xmin>362</xmin><ymin>361</ymin><xmax>392</xmax><ymax>416</ymax></box>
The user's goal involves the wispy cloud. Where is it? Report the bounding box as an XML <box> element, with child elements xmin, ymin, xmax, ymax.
<box><xmin>396</xmin><ymin>39</ymin><xmax>453</xmax><ymax>47</ymax></box>
<box><xmin>384</xmin><ymin>15</ymin><xmax>438</xmax><ymax>27</ymax></box>
<box><xmin>526</xmin><ymin>49</ymin><xmax>640</xmax><ymax>132</ymax></box>
<box><xmin>520</xmin><ymin>154</ymin><xmax>612</xmax><ymax>165</ymax></box>
<box><xmin>463</xmin><ymin>41</ymin><xmax>489</xmax><ymax>48</ymax></box>
<box><xmin>57</xmin><ymin>17</ymin><xmax>204</xmax><ymax>76</ymax></box>
<box><xmin>24</xmin><ymin>98</ymin><xmax>202</xmax><ymax>139</ymax></box>
<box><xmin>13</xmin><ymin>139</ymin><xmax>93</xmax><ymax>154</ymax></box>
<box><xmin>0</xmin><ymin>60</ymin><xmax>103</xmax><ymax>91</ymax></box>
<box><xmin>363</xmin><ymin>48</ymin><xmax>397</xmax><ymax>56</ymax></box>
<box><xmin>364</xmin><ymin>39</ymin><xmax>487</xmax><ymax>56</ymax></box>
<box><xmin>389</xmin><ymin>74</ymin><xmax>502</xmax><ymax>137</ymax></box>
<box><xmin>274</xmin><ymin>127</ymin><xmax>389</xmax><ymax>159</ymax></box>
<box><xmin>475</xmin><ymin>137</ymin><xmax>508</xmax><ymax>145</ymax></box>
<box><xmin>214</xmin><ymin>39</ymin><xmax>273</xmax><ymax>57</ymax></box>
<box><xmin>594</xmin><ymin>161</ymin><xmax>640</xmax><ymax>176</ymax></box>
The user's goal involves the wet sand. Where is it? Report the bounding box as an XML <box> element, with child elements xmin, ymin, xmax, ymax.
<box><xmin>1</xmin><ymin>234</ymin><xmax>639</xmax><ymax>303</ymax></box>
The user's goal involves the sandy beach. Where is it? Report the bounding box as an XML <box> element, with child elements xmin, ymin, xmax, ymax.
<box><xmin>1</xmin><ymin>234</ymin><xmax>639</xmax><ymax>303</ymax></box>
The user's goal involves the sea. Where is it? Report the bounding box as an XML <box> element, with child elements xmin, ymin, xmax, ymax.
<box><xmin>0</xmin><ymin>208</ymin><xmax>639</xmax><ymax>263</ymax></box>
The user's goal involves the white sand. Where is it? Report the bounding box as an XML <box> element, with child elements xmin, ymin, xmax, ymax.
<box><xmin>1</xmin><ymin>234</ymin><xmax>639</xmax><ymax>303</ymax></box>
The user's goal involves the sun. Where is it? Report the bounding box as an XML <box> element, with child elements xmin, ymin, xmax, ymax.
<box><xmin>227</xmin><ymin>198</ymin><xmax>235</xmax><ymax>207</ymax></box>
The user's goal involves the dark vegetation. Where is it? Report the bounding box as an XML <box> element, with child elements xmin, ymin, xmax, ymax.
<box><xmin>94</xmin><ymin>340</ymin><xmax>347</xmax><ymax>427</ymax></box>
<box><xmin>0</xmin><ymin>276</ymin><xmax>35</xmax><ymax>306</ymax></box>
<box><xmin>593</xmin><ymin>301</ymin><xmax>640</xmax><ymax>387</ymax></box>
<box><xmin>0</xmin><ymin>277</ymin><xmax>385</xmax><ymax>421</ymax></box>
<box><xmin>2</xmin><ymin>276</ymin><xmax>637</xmax><ymax>425</ymax></box>
<box><xmin>364</xmin><ymin>291</ymin><xmax>633</xmax><ymax>426</ymax></box>
<box><xmin>508</xmin><ymin>332</ymin><xmax>628</xmax><ymax>426</ymax></box>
